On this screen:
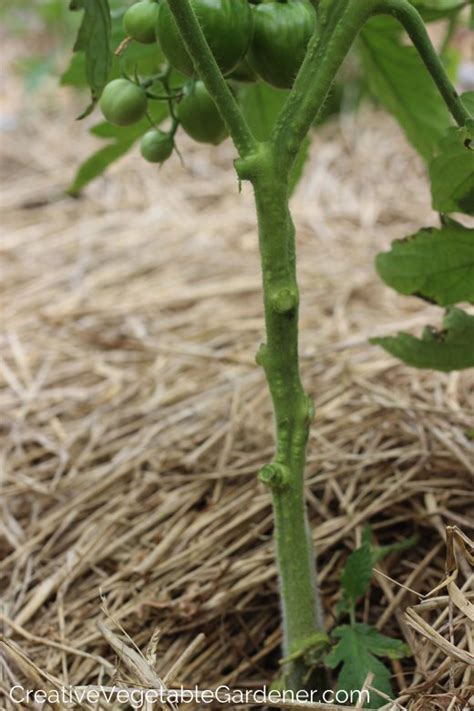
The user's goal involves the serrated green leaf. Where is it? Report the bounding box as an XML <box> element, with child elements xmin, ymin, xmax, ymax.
<box><xmin>429</xmin><ymin>92</ymin><xmax>474</xmax><ymax>215</ymax></box>
<box><xmin>411</xmin><ymin>0</ymin><xmax>466</xmax><ymax>9</ymax></box>
<box><xmin>326</xmin><ymin>624</ymin><xmax>409</xmax><ymax>707</ymax></box>
<box><xmin>60</xmin><ymin>52</ymin><xmax>88</xmax><ymax>89</ymax></box>
<box><xmin>359</xmin><ymin>17</ymin><xmax>451</xmax><ymax>161</ymax></box>
<box><xmin>371</xmin><ymin>307</ymin><xmax>474</xmax><ymax>371</ymax></box>
<box><xmin>341</xmin><ymin>543</ymin><xmax>373</xmax><ymax>607</ymax></box>
<box><xmin>72</xmin><ymin>0</ymin><xmax>112</xmax><ymax>112</ymax></box>
<box><xmin>376</xmin><ymin>222</ymin><xmax>474</xmax><ymax>306</ymax></box>
<box><xmin>67</xmin><ymin>138</ymin><xmax>136</xmax><ymax>196</ymax></box>
<box><xmin>410</xmin><ymin>0</ymin><xmax>468</xmax><ymax>21</ymax></box>
<box><xmin>362</xmin><ymin>526</ymin><xmax>419</xmax><ymax>566</ymax></box>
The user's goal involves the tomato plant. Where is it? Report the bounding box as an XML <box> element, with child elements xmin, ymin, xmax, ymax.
<box><xmin>66</xmin><ymin>0</ymin><xmax>473</xmax><ymax>702</ymax></box>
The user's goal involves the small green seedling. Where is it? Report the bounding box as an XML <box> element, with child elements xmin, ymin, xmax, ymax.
<box><xmin>326</xmin><ymin>528</ymin><xmax>417</xmax><ymax>707</ymax></box>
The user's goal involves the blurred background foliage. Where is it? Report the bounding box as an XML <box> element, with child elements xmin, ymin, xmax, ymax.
<box><xmin>0</xmin><ymin>0</ymin><xmax>160</xmax><ymax>93</ymax></box>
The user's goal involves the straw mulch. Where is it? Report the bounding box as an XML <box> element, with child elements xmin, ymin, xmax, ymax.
<box><xmin>1</xmin><ymin>66</ymin><xmax>473</xmax><ymax>710</ymax></box>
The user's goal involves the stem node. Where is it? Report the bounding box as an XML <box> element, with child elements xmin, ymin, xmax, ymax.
<box><xmin>234</xmin><ymin>144</ymin><xmax>271</xmax><ymax>182</ymax></box>
<box><xmin>271</xmin><ymin>287</ymin><xmax>299</xmax><ymax>314</ymax></box>
<box><xmin>259</xmin><ymin>463</ymin><xmax>290</xmax><ymax>489</ymax></box>
<box><xmin>255</xmin><ymin>343</ymin><xmax>269</xmax><ymax>368</ymax></box>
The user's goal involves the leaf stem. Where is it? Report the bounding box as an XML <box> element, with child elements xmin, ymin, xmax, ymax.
<box><xmin>373</xmin><ymin>0</ymin><xmax>471</xmax><ymax>128</ymax></box>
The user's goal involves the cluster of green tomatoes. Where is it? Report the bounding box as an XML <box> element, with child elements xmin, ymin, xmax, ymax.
<box><xmin>100</xmin><ymin>0</ymin><xmax>317</xmax><ymax>164</ymax></box>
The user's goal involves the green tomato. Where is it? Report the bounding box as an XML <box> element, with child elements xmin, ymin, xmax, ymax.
<box><xmin>156</xmin><ymin>0</ymin><xmax>253</xmax><ymax>77</ymax></box>
<box><xmin>228</xmin><ymin>58</ymin><xmax>258</xmax><ymax>84</ymax></box>
<box><xmin>140</xmin><ymin>129</ymin><xmax>174</xmax><ymax>163</ymax></box>
<box><xmin>123</xmin><ymin>1</ymin><xmax>159</xmax><ymax>44</ymax></box>
<box><xmin>100</xmin><ymin>79</ymin><xmax>148</xmax><ymax>126</ymax></box>
<box><xmin>177</xmin><ymin>81</ymin><xmax>228</xmax><ymax>145</ymax></box>
<box><xmin>248</xmin><ymin>0</ymin><xmax>316</xmax><ymax>89</ymax></box>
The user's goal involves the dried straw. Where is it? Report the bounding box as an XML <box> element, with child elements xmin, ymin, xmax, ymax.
<box><xmin>1</xmin><ymin>48</ymin><xmax>473</xmax><ymax>710</ymax></box>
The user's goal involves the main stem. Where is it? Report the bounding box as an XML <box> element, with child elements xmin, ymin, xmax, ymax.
<box><xmin>237</xmin><ymin>146</ymin><xmax>324</xmax><ymax>690</ymax></box>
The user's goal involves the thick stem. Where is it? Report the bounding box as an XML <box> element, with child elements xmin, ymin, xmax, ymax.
<box><xmin>166</xmin><ymin>0</ymin><xmax>256</xmax><ymax>157</ymax></box>
<box><xmin>237</xmin><ymin>146</ymin><xmax>324</xmax><ymax>690</ymax></box>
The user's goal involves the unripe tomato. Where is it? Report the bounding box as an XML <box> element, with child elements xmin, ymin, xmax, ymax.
<box><xmin>100</xmin><ymin>79</ymin><xmax>148</xmax><ymax>126</ymax></box>
<box><xmin>140</xmin><ymin>129</ymin><xmax>174</xmax><ymax>163</ymax></box>
<box><xmin>177</xmin><ymin>82</ymin><xmax>228</xmax><ymax>145</ymax></box>
<box><xmin>248</xmin><ymin>0</ymin><xmax>316</xmax><ymax>90</ymax></box>
<box><xmin>156</xmin><ymin>0</ymin><xmax>253</xmax><ymax>77</ymax></box>
<box><xmin>229</xmin><ymin>58</ymin><xmax>258</xmax><ymax>84</ymax></box>
<box><xmin>123</xmin><ymin>1</ymin><xmax>159</xmax><ymax>44</ymax></box>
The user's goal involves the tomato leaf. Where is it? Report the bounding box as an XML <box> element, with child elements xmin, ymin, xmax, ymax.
<box><xmin>371</xmin><ymin>534</ymin><xmax>419</xmax><ymax>565</ymax></box>
<box><xmin>67</xmin><ymin>138</ymin><xmax>136</xmax><ymax>196</ymax></box>
<box><xmin>71</xmin><ymin>0</ymin><xmax>112</xmax><ymax>116</ymax></box>
<box><xmin>371</xmin><ymin>307</ymin><xmax>474</xmax><ymax>371</ymax></box>
<box><xmin>411</xmin><ymin>0</ymin><xmax>466</xmax><ymax>10</ymax></box>
<box><xmin>325</xmin><ymin>624</ymin><xmax>409</xmax><ymax>708</ymax></box>
<box><xmin>340</xmin><ymin>544</ymin><xmax>373</xmax><ymax>610</ymax></box>
<box><xmin>409</xmin><ymin>0</ymin><xmax>468</xmax><ymax>22</ymax></box>
<box><xmin>429</xmin><ymin>92</ymin><xmax>474</xmax><ymax>216</ymax></box>
<box><xmin>61</xmin><ymin>52</ymin><xmax>88</xmax><ymax>89</ymax></box>
<box><xmin>358</xmin><ymin>17</ymin><xmax>451</xmax><ymax>161</ymax></box>
<box><xmin>337</xmin><ymin>532</ymin><xmax>418</xmax><ymax>618</ymax></box>
<box><xmin>376</xmin><ymin>222</ymin><xmax>474</xmax><ymax>306</ymax></box>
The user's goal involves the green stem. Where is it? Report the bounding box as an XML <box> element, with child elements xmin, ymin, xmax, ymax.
<box><xmin>273</xmin><ymin>0</ymin><xmax>371</xmax><ymax>168</ymax></box>
<box><xmin>236</xmin><ymin>146</ymin><xmax>324</xmax><ymax>690</ymax></box>
<box><xmin>375</xmin><ymin>0</ymin><xmax>471</xmax><ymax>127</ymax></box>
<box><xmin>166</xmin><ymin>0</ymin><xmax>256</xmax><ymax>157</ymax></box>
<box><xmin>274</xmin><ymin>0</ymin><xmax>472</xmax><ymax>171</ymax></box>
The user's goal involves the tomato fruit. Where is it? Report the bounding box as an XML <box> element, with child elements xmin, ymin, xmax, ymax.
<box><xmin>156</xmin><ymin>0</ymin><xmax>253</xmax><ymax>77</ymax></box>
<box><xmin>100</xmin><ymin>79</ymin><xmax>148</xmax><ymax>126</ymax></box>
<box><xmin>229</xmin><ymin>58</ymin><xmax>258</xmax><ymax>84</ymax></box>
<box><xmin>248</xmin><ymin>0</ymin><xmax>316</xmax><ymax>89</ymax></box>
<box><xmin>140</xmin><ymin>129</ymin><xmax>174</xmax><ymax>163</ymax></box>
<box><xmin>123</xmin><ymin>1</ymin><xmax>159</xmax><ymax>44</ymax></box>
<box><xmin>177</xmin><ymin>81</ymin><xmax>228</xmax><ymax>145</ymax></box>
